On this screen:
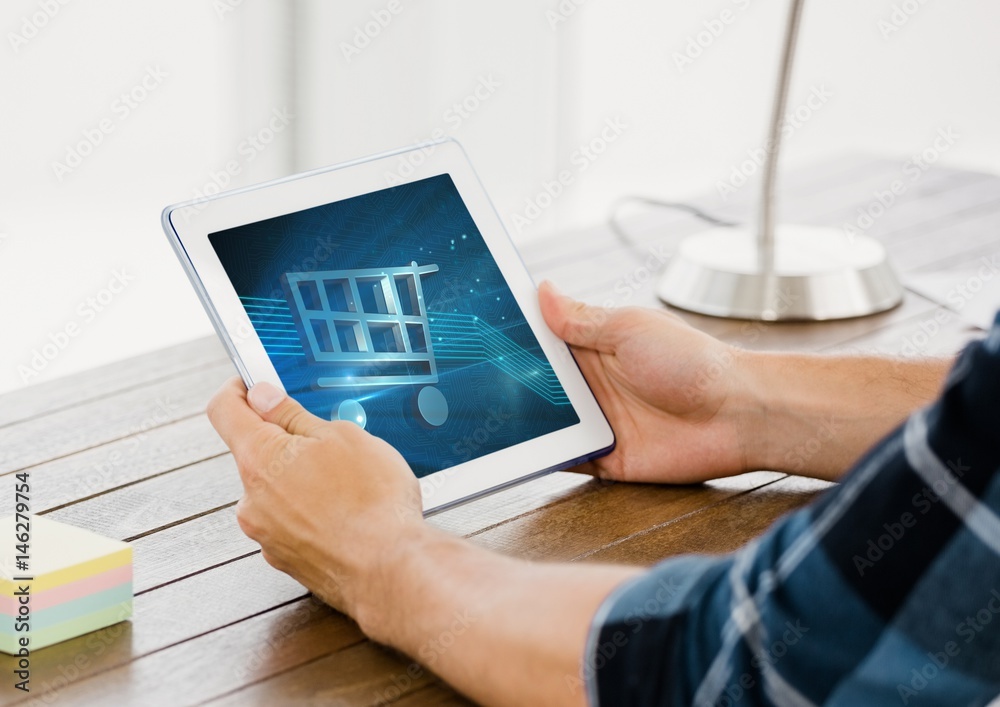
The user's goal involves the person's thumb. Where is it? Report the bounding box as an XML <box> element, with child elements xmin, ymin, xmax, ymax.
<box><xmin>247</xmin><ymin>382</ymin><xmax>329</xmax><ymax>437</ymax></box>
<box><xmin>538</xmin><ymin>280</ymin><xmax>616</xmax><ymax>352</ymax></box>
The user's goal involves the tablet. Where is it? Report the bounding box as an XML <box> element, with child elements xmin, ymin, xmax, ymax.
<box><xmin>161</xmin><ymin>139</ymin><xmax>614</xmax><ymax>513</ymax></box>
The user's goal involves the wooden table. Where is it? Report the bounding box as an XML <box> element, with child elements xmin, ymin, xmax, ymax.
<box><xmin>1</xmin><ymin>156</ymin><xmax>995</xmax><ymax>706</ymax></box>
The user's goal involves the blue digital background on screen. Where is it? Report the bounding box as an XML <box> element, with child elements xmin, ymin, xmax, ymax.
<box><xmin>209</xmin><ymin>174</ymin><xmax>579</xmax><ymax>477</ymax></box>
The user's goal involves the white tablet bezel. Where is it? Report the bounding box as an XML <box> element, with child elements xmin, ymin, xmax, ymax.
<box><xmin>162</xmin><ymin>139</ymin><xmax>614</xmax><ymax>513</ymax></box>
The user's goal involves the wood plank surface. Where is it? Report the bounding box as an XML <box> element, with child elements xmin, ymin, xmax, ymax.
<box><xmin>0</xmin><ymin>337</ymin><xmax>227</xmax><ymax>430</ymax></box>
<box><xmin>0</xmin><ymin>156</ymin><xmax>994</xmax><ymax>706</ymax></box>
<box><xmin>587</xmin><ymin>476</ymin><xmax>834</xmax><ymax>564</ymax></box>
<box><xmin>0</xmin><ymin>361</ymin><xmax>234</xmax><ymax>474</ymax></box>
<box><xmin>0</xmin><ymin>415</ymin><xmax>228</xmax><ymax>517</ymax></box>
<box><xmin>387</xmin><ymin>683</ymin><xmax>475</xmax><ymax>707</ymax></box>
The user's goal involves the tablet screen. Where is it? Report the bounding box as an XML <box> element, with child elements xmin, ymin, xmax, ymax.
<box><xmin>208</xmin><ymin>174</ymin><xmax>579</xmax><ymax>477</ymax></box>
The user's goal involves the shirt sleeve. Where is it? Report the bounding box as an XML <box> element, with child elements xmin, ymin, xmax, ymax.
<box><xmin>585</xmin><ymin>314</ymin><xmax>1000</xmax><ymax>707</ymax></box>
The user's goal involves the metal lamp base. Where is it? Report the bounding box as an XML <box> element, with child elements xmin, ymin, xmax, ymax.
<box><xmin>657</xmin><ymin>225</ymin><xmax>904</xmax><ymax>321</ymax></box>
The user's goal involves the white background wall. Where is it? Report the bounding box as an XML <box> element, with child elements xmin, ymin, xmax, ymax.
<box><xmin>2</xmin><ymin>0</ymin><xmax>999</xmax><ymax>396</ymax></box>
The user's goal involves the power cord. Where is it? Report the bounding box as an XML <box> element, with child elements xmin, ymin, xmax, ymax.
<box><xmin>608</xmin><ymin>195</ymin><xmax>739</xmax><ymax>252</ymax></box>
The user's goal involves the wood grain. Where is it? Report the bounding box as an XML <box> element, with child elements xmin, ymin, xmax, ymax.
<box><xmin>41</xmin><ymin>454</ymin><xmax>242</xmax><ymax>541</ymax></box>
<box><xmin>0</xmin><ymin>415</ymin><xmax>228</xmax><ymax>516</ymax></box>
<box><xmin>129</xmin><ymin>506</ymin><xmax>258</xmax><ymax>594</ymax></box>
<box><xmin>387</xmin><ymin>683</ymin><xmax>475</xmax><ymax>707</ymax></box>
<box><xmin>586</xmin><ymin>476</ymin><xmax>833</xmax><ymax>565</ymax></box>
<box><xmin>0</xmin><ymin>553</ymin><xmax>311</xmax><ymax>707</ymax></box>
<box><xmin>0</xmin><ymin>361</ymin><xmax>233</xmax><ymax>474</ymax></box>
<box><xmin>4</xmin><ymin>596</ymin><xmax>362</xmax><ymax>707</ymax></box>
<box><xmin>204</xmin><ymin>641</ymin><xmax>437</xmax><ymax>707</ymax></box>
<box><xmin>821</xmin><ymin>307</ymin><xmax>982</xmax><ymax>358</ymax></box>
<box><xmin>0</xmin><ymin>336</ymin><xmax>226</xmax><ymax>429</ymax></box>
<box><xmin>465</xmin><ymin>473</ymin><xmax>784</xmax><ymax>561</ymax></box>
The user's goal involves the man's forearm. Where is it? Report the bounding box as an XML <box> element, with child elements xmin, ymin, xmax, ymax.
<box><xmin>741</xmin><ymin>352</ymin><xmax>952</xmax><ymax>481</ymax></box>
<box><xmin>357</xmin><ymin>528</ymin><xmax>641</xmax><ymax>707</ymax></box>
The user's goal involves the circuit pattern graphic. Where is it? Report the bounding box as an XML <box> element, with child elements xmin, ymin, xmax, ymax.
<box><xmin>239</xmin><ymin>303</ymin><xmax>571</xmax><ymax>407</ymax></box>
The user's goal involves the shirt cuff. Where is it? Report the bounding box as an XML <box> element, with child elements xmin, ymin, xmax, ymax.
<box><xmin>583</xmin><ymin>570</ymin><xmax>648</xmax><ymax>707</ymax></box>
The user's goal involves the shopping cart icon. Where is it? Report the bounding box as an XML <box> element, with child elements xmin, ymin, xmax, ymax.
<box><xmin>283</xmin><ymin>261</ymin><xmax>448</xmax><ymax>428</ymax></box>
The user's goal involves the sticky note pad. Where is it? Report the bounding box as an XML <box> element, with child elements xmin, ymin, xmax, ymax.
<box><xmin>0</xmin><ymin>515</ymin><xmax>132</xmax><ymax>654</ymax></box>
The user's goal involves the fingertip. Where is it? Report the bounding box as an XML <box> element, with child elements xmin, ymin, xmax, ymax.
<box><xmin>248</xmin><ymin>382</ymin><xmax>287</xmax><ymax>414</ymax></box>
<box><xmin>207</xmin><ymin>378</ymin><xmax>276</xmax><ymax>462</ymax></box>
<box><xmin>538</xmin><ymin>280</ymin><xmax>568</xmax><ymax>329</ymax></box>
<box><xmin>539</xmin><ymin>284</ymin><xmax>609</xmax><ymax>350</ymax></box>
<box><xmin>539</xmin><ymin>279</ymin><xmax>563</xmax><ymax>298</ymax></box>
<box><xmin>255</xmin><ymin>390</ymin><xmax>329</xmax><ymax>438</ymax></box>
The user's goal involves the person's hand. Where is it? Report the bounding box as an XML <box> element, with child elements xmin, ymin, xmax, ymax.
<box><xmin>206</xmin><ymin>377</ymin><xmax>425</xmax><ymax>627</ymax></box>
<box><xmin>539</xmin><ymin>281</ymin><xmax>762</xmax><ymax>484</ymax></box>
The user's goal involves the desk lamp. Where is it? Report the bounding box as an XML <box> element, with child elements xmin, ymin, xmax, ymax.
<box><xmin>657</xmin><ymin>0</ymin><xmax>904</xmax><ymax>320</ymax></box>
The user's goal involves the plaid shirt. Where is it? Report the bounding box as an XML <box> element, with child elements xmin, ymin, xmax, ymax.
<box><xmin>586</xmin><ymin>316</ymin><xmax>1000</xmax><ymax>707</ymax></box>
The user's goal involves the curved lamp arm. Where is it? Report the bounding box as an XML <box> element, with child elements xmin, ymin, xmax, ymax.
<box><xmin>758</xmin><ymin>0</ymin><xmax>807</xmax><ymax>275</ymax></box>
